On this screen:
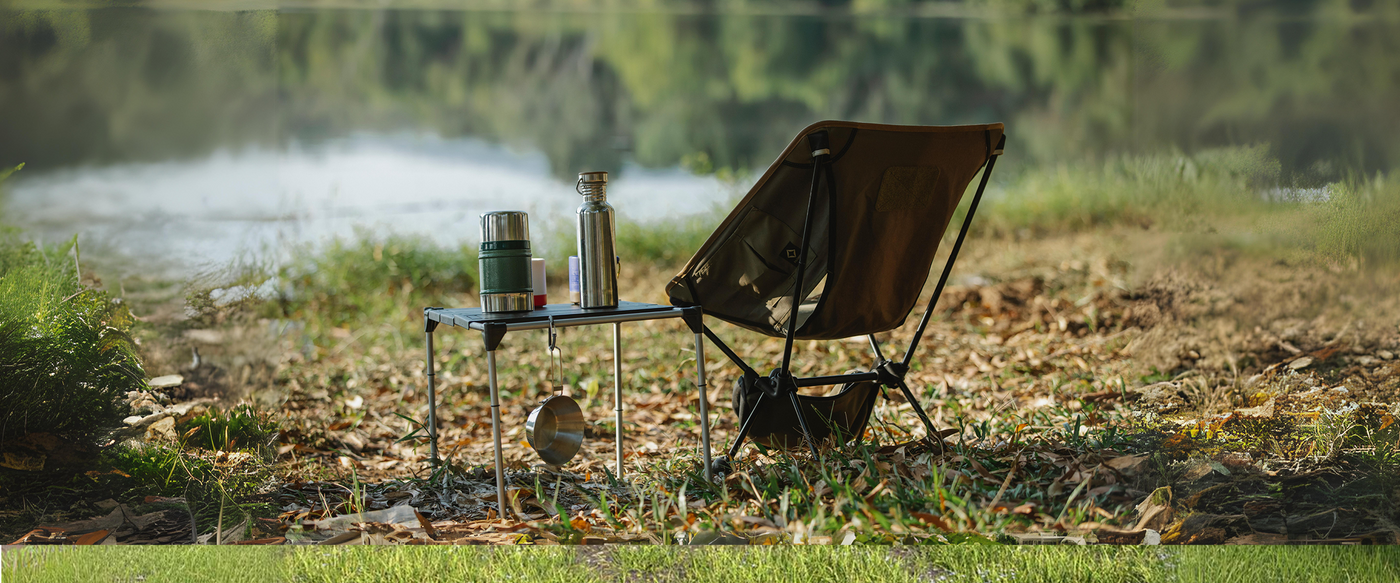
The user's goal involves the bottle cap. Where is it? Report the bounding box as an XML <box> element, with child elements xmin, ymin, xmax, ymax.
<box><xmin>578</xmin><ymin>171</ymin><xmax>608</xmax><ymax>184</ymax></box>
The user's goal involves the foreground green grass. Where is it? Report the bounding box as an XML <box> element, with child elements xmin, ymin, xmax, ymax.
<box><xmin>2</xmin><ymin>547</ymin><xmax>281</xmax><ymax>583</ymax></box>
<box><xmin>5</xmin><ymin>546</ymin><xmax>1398</xmax><ymax>583</ymax></box>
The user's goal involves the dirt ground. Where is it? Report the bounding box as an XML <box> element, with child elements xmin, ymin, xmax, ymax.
<box><xmin>5</xmin><ymin>227</ymin><xmax>1399</xmax><ymax>545</ymax></box>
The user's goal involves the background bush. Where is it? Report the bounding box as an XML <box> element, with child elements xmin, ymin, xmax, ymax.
<box><xmin>0</xmin><ymin>234</ymin><xmax>145</xmax><ymax>443</ymax></box>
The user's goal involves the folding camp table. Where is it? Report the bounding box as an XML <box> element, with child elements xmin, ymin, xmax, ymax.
<box><xmin>422</xmin><ymin>302</ymin><xmax>713</xmax><ymax>517</ymax></box>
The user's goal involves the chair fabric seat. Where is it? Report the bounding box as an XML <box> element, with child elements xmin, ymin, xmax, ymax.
<box><xmin>666</xmin><ymin>121</ymin><xmax>1004</xmax><ymax>340</ymax></box>
<box><xmin>733</xmin><ymin>379</ymin><xmax>882</xmax><ymax>450</ymax></box>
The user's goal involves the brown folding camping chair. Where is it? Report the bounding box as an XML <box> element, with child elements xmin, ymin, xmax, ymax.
<box><xmin>665</xmin><ymin>121</ymin><xmax>1006</xmax><ymax>475</ymax></box>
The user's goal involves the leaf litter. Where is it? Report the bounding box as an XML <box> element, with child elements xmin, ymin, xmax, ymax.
<box><xmin>5</xmin><ymin>232</ymin><xmax>1399</xmax><ymax>546</ymax></box>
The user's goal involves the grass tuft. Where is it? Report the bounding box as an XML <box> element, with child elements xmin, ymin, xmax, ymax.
<box><xmin>178</xmin><ymin>404</ymin><xmax>280</xmax><ymax>453</ymax></box>
<box><xmin>0</xmin><ymin>233</ymin><xmax>144</xmax><ymax>443</ymax></box>
<box><xmin>266</xmin><ymin>230</ymin><xmax>478</xmax><ymax>344</ymax></box>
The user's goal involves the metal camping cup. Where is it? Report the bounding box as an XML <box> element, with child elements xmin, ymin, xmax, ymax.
<box><xmin>576</xmin><ymin>171</ymin><xmax>618</xmax><ymax>308</ymax></box>
<box><xmin>526</xmin><ymin>319</ymin><xmax>584</xmax><ymax>465</ymax></box>
<box><xmin>479</xmin><ymin>211</ymin><xmax>533</xmax><ymax>313</ymax></box>
<box><xmin>526</xmin><ymin>395</ymin><xmax>584</xmax><ymax>466</ymax></box>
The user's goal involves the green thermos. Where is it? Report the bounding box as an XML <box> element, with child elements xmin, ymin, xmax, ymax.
<box><xmin>479</xmin><ymin>211</ymin><xmax>533</xmax><ymax>313</ymax></box>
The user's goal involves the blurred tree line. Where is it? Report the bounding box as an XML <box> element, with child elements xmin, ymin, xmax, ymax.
<box><xmin>0</xmin><ymin>0</ymin><xmax>1396</xmax><ymax>184</ymax></box>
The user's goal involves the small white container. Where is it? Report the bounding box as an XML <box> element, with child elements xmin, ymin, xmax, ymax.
<box><xmin>531</xmin><ymin>258</ymin><xmax>547</xmax><ymax>308</ymax></box>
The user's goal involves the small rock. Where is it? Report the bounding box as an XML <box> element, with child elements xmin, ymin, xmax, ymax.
<box><xmin>1288</xmin><ymin>356</ymin><xmax>1314</xmax><ymax>370</ymax></box>
<box><xmin>1380</xmin><ymin>350</ymin><xmax>1395</xmax><ymax>361</ymax></box>
<box><xmin>146</xmin><ymin>417</ymin><xmax>177</xmax><ymax>442</ymax></box>
<box><xmin>131</xmin><ymin>398</ymin><xmax>162</xmax><ymax>417</ymax></box>
<box><xmin>148</xmin><ymin>375</ymin><xmax>184</xmax><ymax>390</ymax></box>
<box><xmin>124</xmin><ymin>412</ymin><xmax>170</xmax><ymax>429</ymax></box>
<box><xmin>1358</xmin><ymin>356</ymin><xmax>1378</xmax><ymax>367</ymax></box>
<box><xmin>175</xmin><ymin>404</ymin><xmax>209</xmax><ymax>425</ymax></box>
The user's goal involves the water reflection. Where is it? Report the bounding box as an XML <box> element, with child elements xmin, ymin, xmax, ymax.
<box><xmin>4</xmin><ymin>135</ymin><xmax>733</xmax><ymax>273</ymax></box>
<box><xmin>1</xmin><ymin>8</ymin><xmax>1396</xmax><ymax>273</ymax></box>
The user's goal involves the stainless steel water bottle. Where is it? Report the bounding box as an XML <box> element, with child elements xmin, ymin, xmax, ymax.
<box><xmin>576</xmin><ymin>171</ymin><xmax>618</xmax><ymax>308</ymax></box>
<box><xmin>479</xmin><ymin>211</ymin><xmax>534</xmax><ymax>313</ymax></box>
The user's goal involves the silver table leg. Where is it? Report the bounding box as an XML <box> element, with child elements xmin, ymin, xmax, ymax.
<box><xmin>486</xmin><ymin>349</ymin><xmax>507</xmax><ymax>519</ymax></box>
<box><xmin>425</xmin><ymin>329</ymin><xmax>439</xmax><ymax>464</ymax></box>
<box><xmin>613</xmin><ymin>322</ymin><xmax>624</xmax><ymax>477</ymax></box>
<box><xmin>694</xmin><ymin>332</ymin><xmax>713</xmax><ymax>483</ymax></box>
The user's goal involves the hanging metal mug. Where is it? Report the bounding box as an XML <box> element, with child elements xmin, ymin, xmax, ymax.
<box><xmin>526</xmin><ymin>318</ymin><xmax>584</xmax><ymax>465</ymax></box>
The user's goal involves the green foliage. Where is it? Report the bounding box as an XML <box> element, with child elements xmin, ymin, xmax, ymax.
<box><xmin>8</xmin><ymin>545</ymin><xmax>1399</xmax><ymax>582</ymax></box>
<box><xmin>284</xmin><ymin>547</ymin><xmax>588</xmax><ymax>583</ymax></box>
<box><xmin>1171</xmin><ymin>546</ymin><xmax>1400</xmax><ymax>583</ymax></box>
<box><xmin>979</xmin><ymin>145</ymin><xmax>1277</xmax><ymax>235</ymax></box>
<box><xmin>6</xmin><ymin>5</ymin><xmax>1399</xmax><ymax>182</ymax></box>
<box><xmin>616</xmin><ymin>216</ymin><xmax>720</xmax><ymax>268</ymax></box>
<box><xmin>103</xmin><ymin>443</ymin><xmax>217</xmax><ymax>499</ymax></box>
<box><xmin>0</xmin><ymin>162</ymin><xmax>21</xmax><ymax>183</ymax></box>
<box><xmin>0</xmin><ymin>234</ymin><xmax>144</xmax><ymax>442</ymax></box>
<box><xmin>99</xmin><ymin>441</ymin><xmax>275</xmax><ymax>538</ymax></box>
<box><xmin>178</xmin><ymin>404</ymin><xmax>279</xmax><ymax>452</ymax></box>
<box><xmin>3</xmin><ymin>546</ymin><xmax>281</xmax><ymax>583</ymax></box>
<box><xmin>546</xmin><ymin>213</ymin><xmax>719</xmax><ymax>270</ymax></box>
<box><xmin>270</xmin><ymin>231</ymin><xmax>477</xmax><ymax>340</ymax></box>
<box><xmin>1311</xmin><ymin>174</ymin><xmax>1400</xmax><ymax>267</ymax></box>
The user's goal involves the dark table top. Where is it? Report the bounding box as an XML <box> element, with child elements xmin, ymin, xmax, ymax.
<box><xmin>425</xmin><ymin>301</ymin><xmax>684</xmax><ymax>329</ymax></box>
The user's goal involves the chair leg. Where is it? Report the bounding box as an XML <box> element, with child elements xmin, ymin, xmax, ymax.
<box><xmin>895</xmin><ymin>378</ymin><xmax>942</xmax><ymax>450</ymax></box>
<box><xmin>726</xmin><ymin>392</ymin><xmax>764</xmax><ymax>460</ymax></box>
<box><xmin>787</xmin><ymin>391</ymin><xmax>822</xmax><ymax>460</ymax></box>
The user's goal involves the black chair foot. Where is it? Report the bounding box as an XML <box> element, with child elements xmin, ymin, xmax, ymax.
<box><xmin>709</xmin><ymin>456</ymin><xmax>732</xmax><ymax>478</ymax></box>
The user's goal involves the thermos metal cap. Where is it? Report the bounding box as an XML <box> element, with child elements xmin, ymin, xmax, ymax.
<box><xmin>481</xmin><ymin>211</ymin><xmax>529</xmax><ymax>242</ymax></box>
<box><xmin>578</xmin><ymin>171</ymin><xmax>608</xmax><ymax>184</ymax></box>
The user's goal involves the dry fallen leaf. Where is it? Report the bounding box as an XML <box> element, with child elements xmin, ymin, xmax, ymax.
<box><xmin>1133</xmin><ymin>486</ymin><xmax>1173</xmax><ymax>531</ymax></box>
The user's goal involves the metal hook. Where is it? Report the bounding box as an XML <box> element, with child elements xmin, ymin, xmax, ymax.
<box><xmin>547</xmin><ymin>317</ymin><xmax>564</xmax><ymax>396</ymax></box>
<box><xmin>547</xmin><ymin>316</ymin><xmax>558</xmax><ymax>352</ymax></box>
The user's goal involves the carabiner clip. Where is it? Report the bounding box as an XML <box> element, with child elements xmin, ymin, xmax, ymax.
<box><xmin>547</xmin><ymin>317</ymin><xmax>564</xmax><ymax>396</ymax></box>
<box><xmin>547</xmin><ymin>316</ymin><xmax>558</xmax><ymax>353</ymax></box>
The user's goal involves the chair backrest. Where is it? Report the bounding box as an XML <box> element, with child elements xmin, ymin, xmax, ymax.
<box><xmin>667</xmin><ymin>121</ymin><xmax>1004</xmax><ymax>340</ymax></box>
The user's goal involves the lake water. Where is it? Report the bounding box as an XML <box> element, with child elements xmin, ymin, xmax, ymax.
<box><xmin>2</xmin><ymin>6</ymin><xmax>1397</xmax><ymax>276</ymax></box>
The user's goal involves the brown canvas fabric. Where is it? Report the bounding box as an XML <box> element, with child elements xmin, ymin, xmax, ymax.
<box><xmin>667</xmin><ymin>121</ymin><xmax>1004</xmax><ymax>340</ymax></box>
